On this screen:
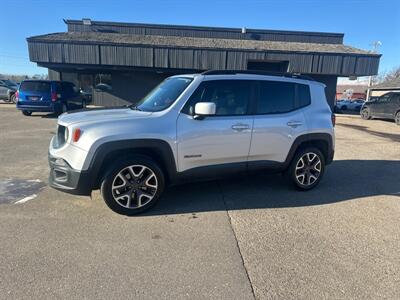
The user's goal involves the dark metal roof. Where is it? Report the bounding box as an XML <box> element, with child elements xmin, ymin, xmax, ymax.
<box><xmin>27</xmin><ymin>32</ymin><xmax>374</xmax><ymax>56</ymax></box>
<box><xmin>64</xmin><ymin>19</ymin><xmax>344</xmax><ymax>38</ymax></box>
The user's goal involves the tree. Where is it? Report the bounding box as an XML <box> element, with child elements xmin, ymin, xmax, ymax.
<box><xmin>376</xmin><ymin>66</ymin><xmax>400</xmax><ymax>84</ymax></box>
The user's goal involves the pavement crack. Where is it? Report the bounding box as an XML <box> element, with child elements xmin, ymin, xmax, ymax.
<box><xmin>217</xmin><ymin>181</ymin><xmax>256</xmax><ymax>300</ymax></box>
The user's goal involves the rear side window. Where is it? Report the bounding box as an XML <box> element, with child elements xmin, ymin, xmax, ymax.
<box><xmin>256</xmin><ymin>81</ymin><xmax>311</xmax><ymax>114</ymax></box>
<box><xmin>297</xmin><ymin>84</ymin><xmax>311</xmax><ymax>108</ymax></box>
<box><xmin>20</xmin><ymin>81</ymin><xmax>51</xmax><ymax>93</ymax></box>
<box><xmin>258</xmin><ymin>81</ymin><xmax>295</xmax><ymax>114</ymax></box>
<box><xmin>183</xmin><ymin>80</ymin><xmax>252</xmax><ymax>116</ymax></box>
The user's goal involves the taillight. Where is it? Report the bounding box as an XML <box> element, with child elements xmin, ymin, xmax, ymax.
<box><xmin>331</xmin><ymin>113</ymin><xmax>336</xmax><ymax>127</ymax></box>
<box><xmin>51</xmin><ymin>91</ymin><xmax>57</xmax><ymax>102</ymax></box>
<box><xmin>72</xmin><ymin>128</ymin><xmax>81</xmax><ymax>142</ymax></box>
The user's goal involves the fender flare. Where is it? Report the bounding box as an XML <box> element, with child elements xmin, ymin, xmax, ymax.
<box><xmin>85</xmin><ymin>139</ymin><xmax>178</xmax><ymax>187</ymax></box>
<box><xmin>284</xmin><ymin>133</ymin><xmax>334</xmax><ymax>166</ymax></box>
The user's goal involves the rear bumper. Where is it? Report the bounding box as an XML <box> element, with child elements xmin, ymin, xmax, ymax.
<box><xmin>48</xmin><ymin>154</ymin><xmax>92</xmax><ymax>195</ymax></box>
<box><xmin>17</xmin><ymin>103</ymin><xmax>57</xmax><ymax>112</ymax></box>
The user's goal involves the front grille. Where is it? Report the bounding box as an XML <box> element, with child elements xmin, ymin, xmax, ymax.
<box><xmin>54</xmin><ymin>125</ymin><xmax>66</xmax><ymax>148</ymax></box>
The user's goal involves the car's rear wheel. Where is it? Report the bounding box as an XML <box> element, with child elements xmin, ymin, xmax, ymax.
<box><xmin>395</xmin><ymin>111</ymin><xmax>400</xmax><ymax>125</ymax></box>
<box><xmin>287</xmin><ymin>147</ymin><xmax>325</xmax><ymax>190</ymax></box>
<box><xmin>360</xmin><ymin>107</ymin><xmax>371</xmax><ymax>120</ymax></box>
<box><xmin>101</xmin><ymin>156</ymin><xmax>165</xmax><ymax>215</ymax></box>
<box><xmin>22</xmin><ymin>110</ymin><xmax>32</xmax><ymax>116</ymax></box>
<box><xmin>10</xmin><ymin>94</ymin><xmax>17</xmax><ymax>104</ymax></box>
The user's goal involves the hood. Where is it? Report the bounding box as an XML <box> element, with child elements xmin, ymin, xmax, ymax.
<box><xmin>58</xmin><ymin>107</ymin><xmax>152</xmax><ymax>126</ymax></box>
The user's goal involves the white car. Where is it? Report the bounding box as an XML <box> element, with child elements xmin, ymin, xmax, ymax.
<box><xmin>48</xmin><ymin>71</ymin><xmax>335</xmax><ymax>215</ymax></box>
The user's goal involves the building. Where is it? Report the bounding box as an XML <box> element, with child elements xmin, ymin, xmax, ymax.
<box><xmin>27</xmin><ymin>19</ymin><xmax>381</xmax><ymax>108</ymax></box>
<box><xmin>367</xmin><ymin>77</ymin><xmax>400</xmax><ymax>100</ymax></box>
<box><xmin>336</xmin><ymin>84</ymin><xmax>368</xmax><ymax>100</ymax></box>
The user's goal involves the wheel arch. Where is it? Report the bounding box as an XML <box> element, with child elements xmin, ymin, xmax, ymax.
<box><xmin>87</xmin><ymin>139</ymin><xmax>177</xmax><ymax>189</ymax></box>
<box><xmin>285</xmin><ymin>133</ymin><xmax>334</xmax><ymax>167</ymax></box>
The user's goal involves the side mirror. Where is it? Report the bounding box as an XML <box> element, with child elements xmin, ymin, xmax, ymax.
<box><xmin>194</xmin><ymin>102</ymin><xmax>216</xmax><ymax>119</ymax></box>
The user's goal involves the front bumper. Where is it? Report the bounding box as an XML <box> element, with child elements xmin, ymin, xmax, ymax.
<box><xmin>48</xmin><ymin>154</ymin><xmax>92</xmax><ymax>195</ymax></box>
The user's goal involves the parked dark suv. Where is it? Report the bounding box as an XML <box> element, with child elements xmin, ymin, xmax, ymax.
<box><xmin>16</xmin><ymin>80</ymin><xmax>86</xmax><ymax>116</ymax></box>
<box><xmin>360</xmin><ymin>92</ymin><xmax>400</xmax><ymax>125</ymax></box>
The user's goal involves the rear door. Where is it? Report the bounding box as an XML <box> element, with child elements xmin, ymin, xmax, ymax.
<box><xmin>248</xmin><ymin>80</ymin><xmax>309</xmax><ymax>167</ymax></box>
<box><xmin>177</xmin><ymin>80</ymin><xmax>255</xmax><ymax>173</ymax></box>
<box><xmin>61</xmin><ymin>82</ymin><xmax>81</xmax><ymax>109</ymax></box>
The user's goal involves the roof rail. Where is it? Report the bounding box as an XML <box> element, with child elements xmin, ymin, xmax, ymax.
<box><xmin>201</xmin><ymin>70</ymin><xmax>315</xmax><ymax>81</ymax></box>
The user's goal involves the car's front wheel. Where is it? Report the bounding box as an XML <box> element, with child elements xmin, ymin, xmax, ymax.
<box><xmin>287</xmin><ymin>147</ymin><xmax>325</xmax><ymax>190</ymax></box>
<box><xmin>22</xmin><ymin>110</ymin><xmax>32</xmax><ymax>116</ymax></box>
<box><xmin>101</xmin><ymin>156</ymin><xmax>165</xmax><ymax>215</ymax></box>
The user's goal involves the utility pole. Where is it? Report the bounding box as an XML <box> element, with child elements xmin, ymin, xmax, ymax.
<box><xmin>366</xmin><ymin>41</ymin><xmax>382</xmax><ymax>101</ymax></box>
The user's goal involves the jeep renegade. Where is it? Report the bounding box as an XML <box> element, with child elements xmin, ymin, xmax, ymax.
<box><xmin>48</xmin><ymin>71</ymin><xmax>335</xmax><ymax>215</ymax></box>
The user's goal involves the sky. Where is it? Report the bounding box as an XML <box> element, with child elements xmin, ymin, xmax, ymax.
<box><xmin>0</xmin><ymin>0</ymin><xmax>399</xmax><ymax>81</ymax></box>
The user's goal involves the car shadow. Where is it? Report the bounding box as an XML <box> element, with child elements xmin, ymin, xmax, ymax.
<box><xmin>143</xmin><ymin>159</ymin><xmax>400</xmax><ymax>216</ymax></box>
<box><xmin>339</xmin><ymin>123</ymin><xmax>400</xmax><ymax>142</ymax></box>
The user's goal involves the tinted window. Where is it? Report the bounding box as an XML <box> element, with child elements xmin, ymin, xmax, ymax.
<box><xmin>20</xmin><ymin>81</ymin><xmax>51</xmax><ymax>93</ymax></box>
<box><xmin>297</xmin><ymin>84</ymin><xmax>311</xmax><ymax>108</ymax></box>
<box><xmin>258</xmin><ymin>81</ymin><xmax>295</xmax><ymax>114</ymax></box>
<box><xmin>62</xmin><ymin>82</ymin><xmax>76</xmax><ymax>96</ymax></box>
<box><xmin>184</xmin><ymin>80</ymin><xmax>252</xmax><ymax>116</ymax></box>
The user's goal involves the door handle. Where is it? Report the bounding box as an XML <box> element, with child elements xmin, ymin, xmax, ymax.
<box><xmin>287</xmin><ymin>121</ymin><xmax>303</xmax><ymax>128</ymax></box>
<box><xmin>231</xmin><ymin>123</ymin><xmax>250</xmax><ymax>131</ymax></box>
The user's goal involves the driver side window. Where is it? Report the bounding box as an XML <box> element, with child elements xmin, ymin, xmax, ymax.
<box><xmin>183</xmin><ymin>80</ymin><xmax>252</xmax><ymax>116</ymax></box>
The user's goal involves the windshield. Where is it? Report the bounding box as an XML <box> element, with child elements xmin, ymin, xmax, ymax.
<box><xmin>136</xmin><ymin>77</ymin><xmax>193</xmax><ymax>112</ymax></box>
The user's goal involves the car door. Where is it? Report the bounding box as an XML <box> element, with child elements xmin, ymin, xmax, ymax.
<box><xmin>384</xmin><ymin>93</ymin><xmax>399</xmax><ymax>118</ymax></box>
<box><xmin>176</xmin><ymin>79</ymin><xmax>254</xmax><ymax>174</ymax></box>
<box><xmin>373</xmin><ymin>94</ymin><xmax>390</xmax><ymax>117</ymax></box>
<box><xmin>248</xmin><ymin>80</ymin><xmax>308</xmax><ymax>167</ymax></box>
<box><xmin>61</xmin><ymin>82</ymin><xmax>79</xmax><ymax>109</ymax></box>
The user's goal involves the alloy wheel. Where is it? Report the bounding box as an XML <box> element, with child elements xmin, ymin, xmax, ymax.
<box><xmin>295</xmin><ymin>152</ymin><xmax>322</xmax><ymax>186</ymax></box>
<box><xmin>111</xmin><ymin>165</ymin><xmax>158</xmax><ymax>209</ymax></box>
<box><xmin>361</xmin><ymin>108</ymin><xmax>369</xmax><ymax>120</ymax></box>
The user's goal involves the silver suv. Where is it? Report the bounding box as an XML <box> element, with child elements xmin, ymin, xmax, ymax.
<box><xmin>48</xmin><ymin>71</ymin><xmax>335</xmax><ymax>215</ymax></box>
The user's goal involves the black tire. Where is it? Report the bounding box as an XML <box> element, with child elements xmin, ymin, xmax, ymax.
<box><xmin>100</xmin><ymin>155</ymin><xmax>165</xmax><ymax>215</ymax></box>
<box><xmin>57</xmin><ymin>103</ymin><xmax>68</xmax><ymax>115</ymax></box>
<box><xmin>360</xmin><ymin>107</ymin><xmax>371</xmax><ymax>120</ymax></box>
<box><xmin>395</xmin><ymin>111</ymin><xmax>400</xmax><ymax>125</ymax></box>
<box><xmin>10</xmin><ymin>93</ymin><xmax>17</xmax><ymax>104</ymax></box>
<box><xmin>22</xmin><ymin>110</ymin><xmax>32</xmax><ymax>116</ymax></box>
<box><xmin>286</xmin><ymin>147</ymin><xmax>325</xmax><ymax>190</ymax></box>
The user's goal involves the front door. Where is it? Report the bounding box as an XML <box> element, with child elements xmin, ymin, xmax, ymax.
<box><xmin>176</xmin><ymin>80</ymin><xmax>254</xmax><ymax>174</ymax></box>
<box><xmin>373</xmin><ymin>94</ymin><xmax>391</xmax><ymax>117</ymax></box>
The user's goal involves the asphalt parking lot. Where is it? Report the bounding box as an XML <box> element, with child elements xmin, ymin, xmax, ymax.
<box><xmin>0</xmin><ymin>104</ymin><xmax>399</xmax><ymax>299</ymax></box>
